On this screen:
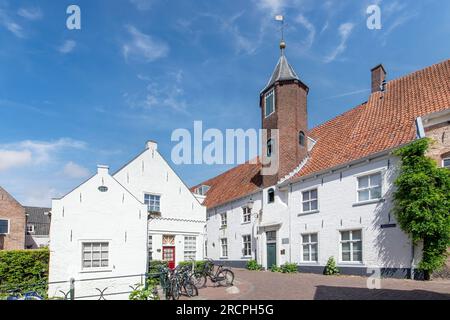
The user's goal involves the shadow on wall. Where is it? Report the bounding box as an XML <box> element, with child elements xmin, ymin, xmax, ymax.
<box><xmin>314</xmin><ymin>286</ymin><xmax>450</xmax><ymax>300</ymax></box>
<box><xmin>371</xmin><ymin>165</ymin><xmax>415</xmax><ymax>278</ymax></box>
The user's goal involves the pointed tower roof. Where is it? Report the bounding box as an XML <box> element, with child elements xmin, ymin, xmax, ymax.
<box><xmin>261</xmin><ymin>42</ymin><xmax>304</xmax><ymax>94</ymax></box>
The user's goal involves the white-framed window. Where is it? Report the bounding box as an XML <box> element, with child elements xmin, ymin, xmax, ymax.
<box><xmin>265</xmin><ymin>89</ymin><xmax>275</xmax><ymax>117</ymax></box>
<box><xmin>26</xmin><ymin>224</ymin><xmax>35</xmax><ymax>234</ymax></box>
<box><xmin>357</xmin><ymin>172</ymin><xmax>382</xmax><ymax>202</ymax></box>
<box><xmin>340</xmin><ymin>230</ymin><xmax>362</xmax><ymax>263</ymax></box>
<box><xmin>242</xmin><ymin>235</ymin><xmax>252</xmax><ymax>257</ymax></box>
<box><xmin>242</xmin><ymin>207</ymin><xmax>251</xmax><ymax>223</ymax></box>
<box><xmin>220</xmin><ymin>213</ymin><xmax>227</xmax><ymax>228</ymax></box>
<box><xmin>195</xmin><ymin>185</ymin><xmax>210</xmax><ymax>196</ymax></box>
<box><xmin>302</xmin><ymin>189</ymin><xmax>318</xmax><ymax>213</ymax></box>
<box><xmin>148</xmin><ymin>235</ymin><xmax>153</xmax><ymax>261</ymax></box>
<box><xmin>220</xmin><ymin>238</ymin><xmax>228</xmax><ymax>258</ymax></box>
<box><xmin>184</xmin><ymin>236</ymin><xmax>197</xmax><ymax>261</ymax></box>
<box><xmin>299</xmin><ymin>131</ymin><xmax>306</xmax><ymax>147</ymax></box>
<box><xmin>443</xmin><ymin>158</ymin><xmax>450</xmax><ymax>169</ymax></box>
<box><xmin>144</xmin><ymin>194</ymin><xmax>161</xmax><ymax>213</ymax></box>
<box><xmin>0</xmin><ymin>219</ymin><xmax>9</xmax><ymax>235</ymax></box>
<box><xmin>82</xmin><ymin>242</ymin><xmax>109</xmax><ymax>269</ymax></box>
<box><xmin>266</xmin><ymin>231</ymin><xmax>276</xmax><ymax>242</ymax></box>
<box><xmin>301</xmin><ymin>233</ymin><xmax>318</xmax><ymax>262</ymax></box>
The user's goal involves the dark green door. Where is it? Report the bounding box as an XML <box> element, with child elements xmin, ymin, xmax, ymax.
<box><xmin>267</xmin><ymin>243</ymin><xmax>276</xmax><ymax>268</ymax></box>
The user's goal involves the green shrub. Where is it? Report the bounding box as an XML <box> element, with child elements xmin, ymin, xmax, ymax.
<box><xmin>129</xmin><ymin>278</ymin><xmax>160</xmax><ymax>300</ymax></box>
<box><xmin>0</xmin><ymin>249</ymin><xmax>49</xmax><ymax>298</ymax></box>
<box><xmin>178</xmin><ymin>260</ymin><xmax>207</xmax><ymax>272</ymax></box>
<box><xmin>323</xmin><ymin>257</ymin><xmax>340</xmax><ymax>276</ymax></box>
<box><xmin>246</xmin><ymin>260</ymin><xmax>263</xmax><ymax>271</ymax></box>
<box><xmin>281</xmin><ymin>263</ymin><xmax>298</xmax><ymax>274</ymax></box>
<box><xmin>269</xmin><ymin>265</ymin><xmax>282</xmax><ymax>273</ymax></box>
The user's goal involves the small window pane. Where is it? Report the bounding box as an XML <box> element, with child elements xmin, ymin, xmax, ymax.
<box><xmin>342</xmin><ymin>252</ymin><xmax>351</xmax><ymax>261</ymax></box>
<box><xmin>303</xmin><ymin>192</ymin><xmax>310</xmax><ymax>201</ymax></box>
<box><xmin>358</xmin><ymin>190</ymin><xmax>370</xmax><ymax>202</ymax></box>
<box><xmin>352</xmin><ymin>230</ymin><xmax>362</xmax><ymax>240</ymax></box>
<box><xmin>310</xmin><ymin>189</ymin><xmax>318</xmax><ymax>199</ymax></box>
<box><xmin>370</xmin><ymin>173</ymin><xmax>381</xmax><ymax>187</ymax></box>
<box><xmin>353</xmin><ymin>251</ymin><xmax>362</xmax><ymax>262</ymax></box>
<box><xmin>302</xmin><ymin>235</ymin><xmax>309</xmax><ymax>243</ymax></box>
<box><xmin>341</xmin><ymin>232</ymin><xmax>350</xmax><ymax>241</ymax></box>
<box><xmin>358</xmin><ymin>176</ymin><xmax>369</xmax><ymax>189</ymax></box>
<box><xmin>311</xmin><ymin>200</ymin><xmax>318</xmax><ymax>211</ymax></box>
<box><xmin>444</xmin><ymin>158</ymin><xmax>450</xmax><ymax>168</ymax></box>
<box><xmin>370</xmin><ymin>187</ymin><xmax>382</xmax><ymax>199</ymax></box>
<box><xmin>302</xmin><ymin>202</ymin><xmax>310</xmax><ymax>213</ymax></box>
<box><xmin>310</xmin><ymin>234</ymin><xmax>318</xmax><ymax>243</ymax></box>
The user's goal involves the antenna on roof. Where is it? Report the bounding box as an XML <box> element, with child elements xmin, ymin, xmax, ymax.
<box><xmin>275</xmin><ymin>15</ymin><xmax>286</xmax><ymax>54</ymax></box>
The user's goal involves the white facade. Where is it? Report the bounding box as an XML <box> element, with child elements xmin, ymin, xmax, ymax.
<box><xmin>49</xmin><ymin>141</ymin><xmax>206</xmax><ymax>299</ymax></box>
<box><xmin>206</xmin><ymin>153</ymin><xmax>422</xmax><ymax>278</ymax></box>
<box><xmin>49</xmin><ymin>165</ymin><xmax>148</xmax><ymax>299</ymax></box>
<box><xmin>113</xmin><ymin>141</ymin><xmax>206</xmax><ymax>267</ymax></box>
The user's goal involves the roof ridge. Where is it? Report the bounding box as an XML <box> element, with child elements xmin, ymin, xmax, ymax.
<box><xmin>386</xmin><ymin>58</ymin><xmax>450</xmax><ymax>85</ymax></box>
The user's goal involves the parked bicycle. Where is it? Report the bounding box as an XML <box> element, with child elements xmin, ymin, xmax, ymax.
<box><xmin>157</xmin><ymin>264</ymin><xmax>198</xmax><ymax>300</ymax></box>
<box><xmin>6</xmin><ymin>289</ymin><xmax>44</xmax><ymax>300</ymax></box>
<box><xmin>191</xmin><ymin>258</ymin><xmax>234</xmax><ymax>288</ymax></box>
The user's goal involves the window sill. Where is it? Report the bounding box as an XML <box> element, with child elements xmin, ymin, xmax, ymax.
<box><xmin>219</xmin><ymin>257</ymin><xmax>228</xmax><ymax>260</ymax></box>
<box><xmin>80</xmin><ymin>268</ymin><xmax>113</xmax><ymax>274</ymax></box>
<box><xmin>241</xmin><ymin>221</ymin><xmax>251</xmax><ymax>226</ymax></box>
<box><xmin>338</xmin><ymin>262</ymin><xmax>364</xmax><ymax>266</ymax></box>
<box><xmin>298</xmin><ymin>262</ymin><xmax>319</xmax><ymax>265</ymax></box>
<box><xmin>352</xmin><ymin>199</ymin><xmax>385</xmax><ymax>207</ymax></box>
<box><xmin>220</xmin><ymin>226</ymin><xmax>227</xmax><ymax>230</ymax></box>
<box><xmin>298</xmin><ymin>210</ymin><xmax>320</xmax><ymax>217</ymax></box>
<box><xmin>241</xmin><ymin>256</ymin><xmax>252</xmax><ymax>260</ymax></box>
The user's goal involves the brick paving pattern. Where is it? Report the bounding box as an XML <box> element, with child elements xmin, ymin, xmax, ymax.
<box><xmin>191</xmin><ymin>269</ymin><xmax>450</xmax><ymax>300</ymax></box>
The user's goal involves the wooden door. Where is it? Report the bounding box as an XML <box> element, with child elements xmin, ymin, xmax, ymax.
<box><xmin>163</xmin><ymin>246</ymin><xmax>176</xmax><ymax>269</ymax></box>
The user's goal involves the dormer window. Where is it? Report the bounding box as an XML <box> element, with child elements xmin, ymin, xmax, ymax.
<box><xmin>299</xmin><ymin>131</ymin><xmax>306</xmax><ymax>147</ymax></box>
<box><xmin>265</xmin><ymin>89</ymin><xmax>275</xmax><ymax>118</ymax></box>
<box><xmin>195</xmin><ymin>185</ymin><xmax>210</xmax><ymax>196</ymax></box>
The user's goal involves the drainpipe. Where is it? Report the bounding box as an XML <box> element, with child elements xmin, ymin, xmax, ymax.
<box><xmin>288</xmin><ymin>184</ymin><xmax>292</xmax><ymax>263</ymax></box>
<box><xmin>410</xmin><ymin>242</ymin><xmax>415</xmax><ymax>280</ymax></box>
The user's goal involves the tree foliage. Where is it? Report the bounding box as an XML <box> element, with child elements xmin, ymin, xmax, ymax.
<box><xmin>393</xmin><ymin>139</ymin><xmax>450</xmax><ymax>275</ymax></box>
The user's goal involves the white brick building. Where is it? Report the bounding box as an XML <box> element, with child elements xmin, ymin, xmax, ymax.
<box><xmin>49</xmin><ymin>141</ymin><xmax>206</xmax><ymax>299</ymax></box>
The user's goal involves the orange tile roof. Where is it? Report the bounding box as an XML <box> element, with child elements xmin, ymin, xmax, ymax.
<box><xmin>194</xmin><ymin>59</ymin><xmax>450</xmax><ymax>209</ymax></box>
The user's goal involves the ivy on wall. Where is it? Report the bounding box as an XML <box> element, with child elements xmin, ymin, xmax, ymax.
<box><xmin>393</xmin><ymin>138</ymin><xmax>450</xmax><ymax>277</ymax></box>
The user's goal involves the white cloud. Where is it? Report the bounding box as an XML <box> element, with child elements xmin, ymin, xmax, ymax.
<box><xmin>0</xmin><ymin>138</ymin><xmax>87</xmax><ymax>170</ymax></box>
<box><xmin>256</xmin><ymin>0</ymin><xmax>286</xmax><ymax>15</ymax></box>
<box><xmin>129</xmin><ymin>0</ymin><xmax>155</xmax><ymax>11</ymax></box>
<box><xmin>58</xmin><ymin>40</ymin><xmax>77</xmax><ymax>54</ymax></box>
<box><xmin>18</xmin><ymin>7</ymin><xmax>43</xmax><ymax>20</ymax></box>
<box><xmin>296</xmin><ymin>14</ymin><xmax>316</xmax><ymax>49</ymax></box>
<box><xmin>63</xmin><ymin>162</ymin><xmax>90</xmax><ymax>179</ymax></box>
<box><xmin>0</xmin><ymin>7</ymin><xmax>25</xmax><ymax>38</ymax></box>
<box><xmin>324</xmin><ymin>22</ymin><xmax>354</xmax><ymax>63</ymax></box>
<box><xmin>122</xmin><ymin>25</ymin><xmax>169</xmax><ymax>63</ymax></box>
<box><xmin>0</xmin><ymin>150</ymin><xmax>32</xmax><ymax>171</ymax></box>
<box><xmin>126</xmin><ymin>69</ymin><xmax>188</xmax><ymax>113</ymax></box>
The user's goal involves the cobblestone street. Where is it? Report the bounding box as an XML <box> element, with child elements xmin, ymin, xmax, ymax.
<box><xmin>191</xmin><ymin>269</ymin><xmax>450</xmax><ymax>300</ymax></box>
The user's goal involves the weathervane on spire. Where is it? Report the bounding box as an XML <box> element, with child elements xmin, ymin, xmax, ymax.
<box><xmin>275</xmin><ymin>15</ymin><xmax>286</xmax><ymax>54</ymax></box>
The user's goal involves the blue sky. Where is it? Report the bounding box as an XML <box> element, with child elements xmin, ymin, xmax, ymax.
<box><xmin>0</xmin><ymin>0</ymin><xmax>449</xmax><ymax>206</ymax></box>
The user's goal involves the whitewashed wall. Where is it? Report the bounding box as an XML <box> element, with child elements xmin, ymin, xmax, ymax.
<box><xmin>113</xmin><ymin>142</ymin><xmax>206</xmax><ymax>265</ymax></box>
<box><xmin>48</xmin><ymin>166</ymin><xmax>148</xmax><ymax>300</ymax></box>
<box><xmin>205</xmin><ymin>155</ymin><xmax>420</xmax><ymax>276</ymax></box>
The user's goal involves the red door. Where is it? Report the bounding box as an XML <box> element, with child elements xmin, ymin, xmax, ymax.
<box><xmin>163</xmin><ymin>246</ymin><xmax>176</xmax><ymax>269</ymax></box>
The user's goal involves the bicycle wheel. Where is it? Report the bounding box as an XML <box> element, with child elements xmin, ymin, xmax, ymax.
<box><xmin>183</xmin><ymin>282</ymin><xmax>198</xmax><ymax>297</ymax></box>
<box><xmin>191</xmin><ymin>272</ymin><xmax>207</xmax><ymax>288</ymax></box>
<box><xmin>170</xmin><ymin>280</ymin><xmax>180</xmax><ymax>300</ymax></box>
<box><xmin>218</xmin><ymin>269</ymin><xmax>234</xmax><ymax>287</ymax></box>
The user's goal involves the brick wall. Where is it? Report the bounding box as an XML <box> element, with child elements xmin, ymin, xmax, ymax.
<box><xmin>426</xmin><ymin>121</ymin><xmax>450</xmax><ymax>278</ymax></box>
<box><xmin>0</xmin><ymin>187</ymin><xmax>25</xmax><ymax>250</ymax></box>
<box><xmin>425</xmin><ymin>122</ymin><xmax>450</xmax><ymax>166</ymax></box>
<box><xmin>261</xmin><ymin>80</ymin><xmax>309</xmax><ymax>187</ymax></box>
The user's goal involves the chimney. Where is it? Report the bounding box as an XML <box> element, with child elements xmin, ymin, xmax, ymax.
<box><xmin>97</xmin><ymin>165</ymin><xmax>109</xmax><ymax>175</ymax></box>
<box><xmin>145</xmin><ymin>140</ymin><xmax>158</xmax><ymax>151</ymax></box>
<box><xmin>371</xmin><ymin>64</ymin><xmax>386</xmax><ymax>93</ymax></box>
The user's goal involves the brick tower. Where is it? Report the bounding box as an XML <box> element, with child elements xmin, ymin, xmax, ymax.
<box><xmin>260</xmin><ymin>40</ymin><xmax>309</xmax><ymax>188</ymax></box>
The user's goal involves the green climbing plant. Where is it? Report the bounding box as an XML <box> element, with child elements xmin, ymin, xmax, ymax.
<box><xmin>393</xmin><ymin>138</ymin><xmax>450</xmax><ymax>278</ymax></box>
